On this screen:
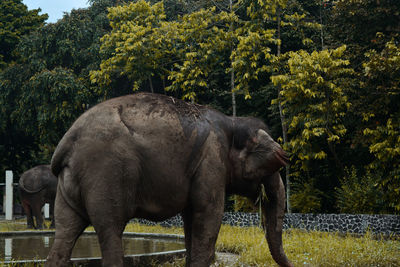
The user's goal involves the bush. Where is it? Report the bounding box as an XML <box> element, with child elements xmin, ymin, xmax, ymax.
<box><xmin>290</xmin><ymin>176</ymin><xmax>323</xmax><ymax>213</ymax></box>
<box><xmin>335</xmin><ymin>166</ymin><xmax>388</xmax><ymax>214</ymax></box>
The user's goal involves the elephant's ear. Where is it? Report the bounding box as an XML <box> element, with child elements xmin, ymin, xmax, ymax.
<box><xmin>239</xmin><ymin>129</ymin><xmax>288</xmax><ymax>180</ymax></box>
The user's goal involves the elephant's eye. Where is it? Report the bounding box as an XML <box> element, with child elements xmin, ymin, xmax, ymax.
<box><xmin>251</xmin><ymin>144</ymin><xmax>270</xmax><ymax>154</ymax></box>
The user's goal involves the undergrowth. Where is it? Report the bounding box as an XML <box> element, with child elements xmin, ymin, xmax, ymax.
<box><xmin>1</xmin><ymin>221</ymin><xmax>399</xmax><ymax>266</ymax></box>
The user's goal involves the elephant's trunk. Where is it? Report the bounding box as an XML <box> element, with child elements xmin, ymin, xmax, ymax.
<box><xmin>261</xmin><ymin>172</ymin><xmax>294</xmax><ymax>267</ymax></box>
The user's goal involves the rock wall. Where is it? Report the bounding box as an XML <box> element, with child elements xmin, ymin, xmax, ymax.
<box><xmin>133</xmin><ymin>213</ymin><xmax>400</xmax><ymax>236</ymax></box>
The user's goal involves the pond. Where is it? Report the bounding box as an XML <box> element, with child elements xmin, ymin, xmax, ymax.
<box><xmin>0</xmin><ymin>232</ymin><xmax>185</xmax><ymax>264</ymax></box>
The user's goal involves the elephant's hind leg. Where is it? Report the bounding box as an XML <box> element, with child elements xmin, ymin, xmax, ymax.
<box><xmin>31</xmin><ymin>201</ymin><xmax>45</xmax><ymax>229</ymax></box>
<box><xmin>92</xmin><ymin>221</ymin><xmax>125</xmax><ymax>267</ymax></box>
<box><xmin>84</xmin><ymin>168</ymin><xmax>128</xmax><ymax>267</ymax></box>
<box><xmin>21</xmin><ymin>200</ymin><xmax>34</xmax><ymax>229</ymax></box>
<box><xmin>86</xmin><ymin>192</ymin><xmax>126</xmax><ymax>266</ymax></box>
<box><xmin>45</xmin><ymin>187</ymin><xmax>88</xmax><ymax>267</ymax></box>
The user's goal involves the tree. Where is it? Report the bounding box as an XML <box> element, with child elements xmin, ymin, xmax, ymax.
<box><xmin>232</xmin><ymin>0</ymin><xmax>322</xmax><ymax>212</ymax></box>
<box><xmin>360</xmin><ymin>41</ymin><xmax>400</xmax><ymax>211</ymax></box>
<box><xmin>0</xmin><ymin>0</ymin><xmax>115</xmax><ymax>175</ymax></box>
<box><xmin>328</xmin><ymin>0</ymin><xmax>400</xmax><ymax>67</ymax></box>
<box><xmin>335</xmin><ymin>166</ymin><xmax>388</xmax><ymax>214</ymax></box>
<box><xmin>91</xmin><ymin>0</ymin><xmax>236</xmax><ymax>101</ymax></box>
<box><xmin>14</xmin><ymin>68</ymin><xmax>89</xmax><ymax>153</ymax></box>
<box><xmin>0</xmin><ymin>0</ymin><xmax>47</xmax><ymax>68</ymax></box>
<box><xmin>0</xmin><ymin>64</ymin><xmax>38</xmax><ymax>176</ymax></box>
<box><xmin>91</xmin><ymin>0</ymin><xmax>174</xmax><ymax>95</ymax></box>
<box><xmin>271</xmin><ymin>46</ymin><xmax>355</xmax><ymax>212</ymax></box>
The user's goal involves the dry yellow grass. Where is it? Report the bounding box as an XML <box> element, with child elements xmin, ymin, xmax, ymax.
<box><xmin>216</xmin><ymin>225</ymin><xmax>400</xmax><ymax>266</ymax></box>
<box><xmin>1</xmin><ymin>221</ymin><xmax>399</xmax><ymax>266</ymax></box>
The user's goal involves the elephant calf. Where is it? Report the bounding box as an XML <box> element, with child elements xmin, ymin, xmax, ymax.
<box><xmin>18</xmin><ymin>165</ymin><xmax>57</xmax><ymax>229</ymax></box>
<box><xmin>46</xmin><ymin>92</ymin><xmax>293</xmax><ymax>267</ymax></box>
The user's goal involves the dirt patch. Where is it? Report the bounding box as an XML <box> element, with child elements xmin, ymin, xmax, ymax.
<box><xmin>212</xmin><ymin>252</ymin><xmax>240</xmax><ymax>266</ymax></box>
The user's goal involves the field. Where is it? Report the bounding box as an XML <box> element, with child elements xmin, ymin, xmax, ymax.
<box><xmin>1</xmin><ymin>220</ymin><xmax>399</xmax><ymax>266</ymax></box>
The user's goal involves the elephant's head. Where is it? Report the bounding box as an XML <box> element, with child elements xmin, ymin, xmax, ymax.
<box><xmin>229</xmin><ymin>118</ymin><xmax>293</xmax><ymax>267</ymax></box>
<box><xmin>229</xmin><ymin>119</ymin><xmax>289</xmax><ymax>183</ymax></box>
<box><xmin>237</xmin><ymin>129</ymin><xmax>288</xmax><ymax>179</ymax></box>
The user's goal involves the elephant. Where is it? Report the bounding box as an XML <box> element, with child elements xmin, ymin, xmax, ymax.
<box><xmin>18</xmin><ymin>165</ymin><xmax>57</xmax><ymax>229</ymax></box>
<box><xmin>45</xmin><ymin>92</ymin><xmax>293</xmax><ymax>267</ymax></box>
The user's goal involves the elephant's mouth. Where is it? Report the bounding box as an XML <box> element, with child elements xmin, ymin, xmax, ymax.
<box><xmin>275</xmin><ymin>148</ymin><xmax>290</xmax><ymax>167</ymax></box>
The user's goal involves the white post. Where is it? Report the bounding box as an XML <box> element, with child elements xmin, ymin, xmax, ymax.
<box><xmin>2</xmin><ymin>187</ymin><xmax>5</xmax><ymax>215</ymax></box>
<box><xmin>5</xmin><ymin>238</ymin><xmax>12</xmax><ymax>261</ymax></box>
<box><xmin>5</xmin><ymin>171</ymin><xmax>13</xmax><ymax>220</ymax></box>
<box><xmin>43</xmin><ymin>236</ymin><xmax>50</xmax><ymax>248</ymax></box>
<box><xmin>44</xmin><ymin>203</ymin><xmax>50</xmax><ymax>219</ymax></box>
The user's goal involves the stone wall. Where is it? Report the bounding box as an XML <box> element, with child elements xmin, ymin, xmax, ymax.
<box><xmin>133</xmin><ymin>213</ymin><xmax>400</xmax><ymax>236</ymax></box>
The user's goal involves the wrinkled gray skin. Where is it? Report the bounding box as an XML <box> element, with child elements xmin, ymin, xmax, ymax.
<box><xmin>18</xmin><ymin>165</ymin><xmax>57</xmax><ymax>229</ymax></box>
<box><xmin>45</xmin><ymin>93</ymin><xmax>293</xmax><ymax>267</ymax></box>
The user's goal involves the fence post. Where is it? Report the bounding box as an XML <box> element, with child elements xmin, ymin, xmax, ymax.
<box><xmin>5</xmin><ymin>171</ymin><xmax>13</xmax><ymax>220</ymax></box>
<box><xmin>44</xmin><ymin>203</ymin><xmax>50</xmax><ymax>219</ymax></box>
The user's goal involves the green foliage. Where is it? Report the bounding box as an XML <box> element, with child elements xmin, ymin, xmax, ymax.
<box><xmin>230</xmin><ymin>195</ymin><xmax>256</xmax><ymax>212</ymax></box>
<box><xmin>328</xmin><ymin>0</ymin><xmax>400</xmax><ymax>67</ymax></box>
<box><xmin>14</xmin><ymin>68</ymin><xmax>89</xmax><ymax>150</ymax></box>
<box><xmin>0</xmin><ymin>0</ymin><xmax>47</xmax><ymax>67</ymax></box>
<box><xmin>0</xmin><ymin>64</ymin><xmax>40</xmax><ymax>177</ymax></box>
<box><xmin>335</xmin><ymin>166</ymin><xmax>388</xmax><ymax>214</ymax></box>
<box><xmin>290</xmin><ymin>176</ymin><xmax>322</xmax><ymax>213</ymax></box>
<box><xmin>232</xmin><ymin>0</ymin><xmax>321</xmax><ymax>98</ymax></box>
<box><xmin>330</xmin><ymin>0</ymin><xmax>400</xmax><ymax>48</ymax></box>
<box><xmin>167</xmin><ymin>8</ymin><xmax>235</xmax><ymax>100</ymax></box>
<box><xmin>91</xmin><ymin>0</ymin><xmax>236</xmax><ymax>100</ymax></box>
<box><xmin>272</xmin><ymin>46</ymin><xmax>354</xmax><ymax>172</ymax></box>
<box><xmin>360</xmin><ymin>41</ymin><xmax>400</xmax><ymax>211</ymax></box>
<box><xmin>91</xmin><ymin>0</ymin><xmax>170</xmax><ymax>94</ymax></box>
<box><xmin>0</xmin><ymin>0</ymin><xmax>114</xmax><ymax>176</ymax></box>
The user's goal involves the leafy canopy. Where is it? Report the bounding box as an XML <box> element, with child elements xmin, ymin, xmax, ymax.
<box><xmin>0</xmin><ymin>0</ymin><xmax>47</xmax><ymax>67</ymax></box>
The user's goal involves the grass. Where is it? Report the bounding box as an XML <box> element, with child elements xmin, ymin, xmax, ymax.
<box><xmin>216</xmin><ymin>226</ymin><xmax>400</xmax><ymax>266</ymax></box>
<box><xmin>1</xmin><ymin>220</ymin><xmax>399</xmax><ymax>266</ymax></box>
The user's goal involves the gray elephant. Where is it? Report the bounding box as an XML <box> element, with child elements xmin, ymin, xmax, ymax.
<box><xmin>46</xmin><ymin>93</ymin><xmax>293</xmax><ymax>267</ymax></box>
<box><xmin>18</xmin><ymin>165</ymin><xmax>57</xmax><ymax>229</ymax></box>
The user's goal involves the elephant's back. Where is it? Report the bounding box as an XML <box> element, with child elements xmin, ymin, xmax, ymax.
<box><xmin>61</xmin><ymin>92</ymin><xmax>213</xmax><ymax>149</ymax></box>
<box><xmin>19</xmin><ymin>165</ymin><xmax>53</xmax><ymax>193</ymax></box>
<box><xmin>51</xmin><ymin>92</ymin><xmax>227</xmax><ymax>176</ymax></box>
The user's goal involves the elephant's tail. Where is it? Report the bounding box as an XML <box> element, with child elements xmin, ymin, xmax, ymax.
<box><xmin>18</xmin><ymin>179</ymin><xmax>44</xmax><ymax>194</ymax></box>
<box><xmin>51</xmin><ymin>134</ymin><xmax>74</xmax><ymax>177</ymax></box>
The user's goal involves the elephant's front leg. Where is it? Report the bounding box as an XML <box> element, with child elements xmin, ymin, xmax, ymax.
<box><xmin>182</xmin><ymin>208</ymin><xmax>193</xmax><ymax>267</ymax></box>
<box><xmin>186</xmin><ymin>156</ymin><xmax>226</xmax><ymax>266</ymax></box>
<box><xmin>189</xmin><ymin>208</ymin><xmax>223</xmax><ymax>267</ymax></box>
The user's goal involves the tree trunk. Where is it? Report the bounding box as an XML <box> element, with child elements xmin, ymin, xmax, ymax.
<box><xmin>148</xmin><ymin>76</ymin><xmax>154</xmax><ymax>93</ymax></box>
<box><xmin>162</xmin><ymin>76</ymin><xmax>166</xmax><ymax>94</ymax></box>
<box><xmin>276</xmin><ymin>7</ymin><xmax>291</xmax><ymax>213</ymax></box>
<box><xmin>231</xmin><ymin>68</ymin><xmax>236</xmax><ymax>117</ymax></box>
<box><xmin>320</xmin><ymin>0</ymin><xmax>325</xmax><ymax>50</ymax></box>
<box><xmin>230</xmin><ymin>0</ymin><xmax>236</xmax><ymax>118</ymax></box>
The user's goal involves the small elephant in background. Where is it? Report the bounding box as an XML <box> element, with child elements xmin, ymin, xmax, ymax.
<box><xmin>18</xmin><ymin>165</ymin><xmax>58</xmax><ymax>229</ymax></box>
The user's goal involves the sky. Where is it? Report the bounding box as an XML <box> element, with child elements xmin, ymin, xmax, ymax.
<box><xmin>23</xmin><ymin>0</ymin><xmax>90</xmax><ymax>23</ymax></box>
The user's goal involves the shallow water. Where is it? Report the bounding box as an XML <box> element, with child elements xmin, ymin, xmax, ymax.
<box><xmin>0</xmin><ymin>234</ymin><xmax>184</xmax><ymax>261</ymax></box>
